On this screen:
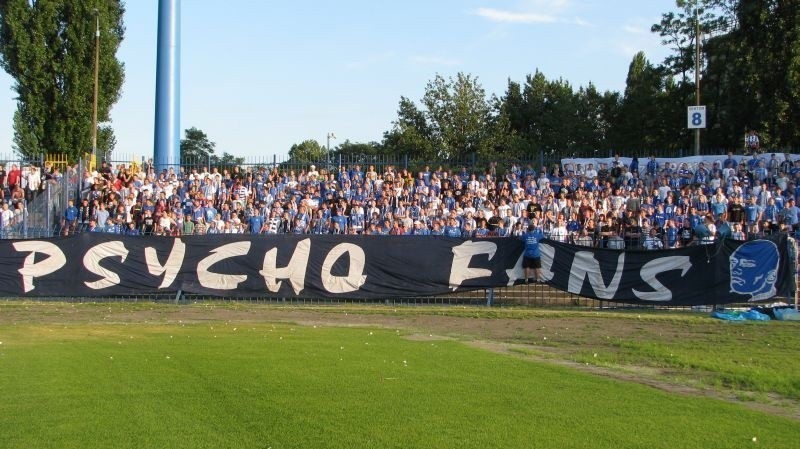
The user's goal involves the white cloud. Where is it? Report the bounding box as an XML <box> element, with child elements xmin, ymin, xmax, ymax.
<box><xmin>473</xmin><ymin>7</ymin><xmax>556</xmax><ymax>24</ymax></box>
<box><xmin>572</xmin><ymin>17</ymin><xmax>592</xmax><ymax>27</ymax></box>
<box><xmin>519</xmin><ymin>0</ymin><xmax>570</xmax><ymax>14</ymax></box>
<box><xmin>472</xmin><ymin>2</ymin><xmax>588</xmax><ymax>27</ymax></box>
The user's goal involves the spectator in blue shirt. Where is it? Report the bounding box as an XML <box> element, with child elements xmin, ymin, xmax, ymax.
<box><xmin>249</xmin><ymin>212</ymin><xmax>264</xmax><ymax>234</ymax></box>
<box><xmin>474</xmin><ymin>221</ymin><xmax>489</xmax><ymax>238</ymax></box>
<box><xmin>780</xmin><ymin>198</ymin><xmax>799</xmax><ymax>231</ymax></box>
<box><xmin>87</xmin><ymin>219</ymin><xmax>102</xmax><ymax>233</ymax></box>
<box><xmin>63</xmin><ymin>199</ymin><xmax>79</xmax><ymax>234</ymax></box>
<box><xmin>723</xmin><ymin>152</ymin><xmax>738</xmax><ymax>169</ymax></box>
<box><xmin>744</xmin><ymin>196</ymin><xmax>762</xmax><ymax>234</ymax></box>
<box><xmin>126</xmin><ymin>222</ymin><xmax>141</xmax><ymax>236</ymax></box>
<box><xmin>520</xmin><ymin>223</ymin><xmax>545</xmax><ymax>284</ymax></box>
<box><xmin>412</xmin><ymin>220</ymin><xmax>430</xmax><ymax>235</ymax></box>
<box><xmin>444</xmin><ymin>218</ymin><xmax>462</xmax><ymax>238</ymax></box>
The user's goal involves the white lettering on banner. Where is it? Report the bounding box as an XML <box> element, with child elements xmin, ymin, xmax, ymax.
<box><xmin>450</xmin><ymin>241</ymin><xmax>497</xmax><ymax>290</ymax></box>
<box><xmin>506</xmin><ymin>252</ymin><xmax>525</xmax><ymax>286</ymax></box>
<box><xmin>260</xmin><ymin>239</ymin><xmax>310</xmax><ymax>295</ymax></box>
<box><xmin>568</xmin><ymin>251</ymin><xmax>625</xmax><ymax>299</ymax></box>
<box><xmin>2</xmin><ymin>236</ymin><xmax>719</xmax><ymax>303</ymax></box>
<box><xmin>632</xmin><ymin>256</ymin><xmax>692</xmax><ymax>302</ymax></box>
<box><xmin>13</xmin><ymin>241</ymin><xmax>67</xmax><ymax>293</ymax></box>
<box><xmin>540</xmin><ymin>244</ymin><xmax>556</xmax><ymax>282</ymax></box>
<box><xmin>84</xmin><ymin>241</ymin><xmax>129</xmax><ymax>290</ymax></box>
<box><xmin>197</xmin><ymin>242</ymin><xmax>251</xmax><ymax>290</ymax></box>
<box><xmin>320</xmin><ymin>243</ymin><xmax>367</xmax><ymax>293</ymax></box>
<box><xmin>144</xmin><ymin>239</ymin><xmax>186</xmax><ymax>289</ymax></box>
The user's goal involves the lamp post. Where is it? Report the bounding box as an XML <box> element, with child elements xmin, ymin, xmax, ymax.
<box><xmin>92</xmin><ymin>9</ymin><xmax>100</xmax><ymax>163</ymax></box>
<box><xmin>326</xmin><ymin>132</ymin><xmax>336</xmax><ymax>168</ymax></box>
<box><xmin>694</xmin><ymin>3</ymin><xmax>701</xmax><ymax>156</ymax></box>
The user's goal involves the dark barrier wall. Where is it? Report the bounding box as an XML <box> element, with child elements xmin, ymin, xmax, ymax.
<box><xmin>542</xmin><ymin>235</ymin><xmax>791</xmax><ymax>305</ymax></box>
<box><xmin>0</xmin><ymin>234</ymin><xmax>791</xmax><ymax>305</ymax></box>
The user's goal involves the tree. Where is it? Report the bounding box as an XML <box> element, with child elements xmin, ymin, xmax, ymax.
<box><xmin>0</xmin><ymin>0</ymin><xmax>125</xmax><ymax>161</ymax></box>
<box><xmin>288</xmin><ymin>140</ymin><xmax>326</xmax><ymax>166</ymax></box>
<box><xmin>481</xmin><ymin>95</ymin><xmax>519</xmax><ymax>161</ymax></box>
<box><xmin>574</xmin><ymin>83</ymin><xmax>619</xmax><ymax>152</ymax></box>
<box><xmin>335</xmin><ymin>140</ymin><xmax>383</xmax><ymax>158</ymax></box>
<box><xmin>608</xmin><ymin>52</ymin><xmax>672</xmax><ymax>152</ymax></box>
<box><xmin>732</xmin><ymin>0</ymin><xmax>800</xmax><ymax>149</ymax></box>
<box><xmin>651</xmin><ymin>0</ymin><xmax>732</xmax><ymax>83</ymax></box>
<box><xmin>518</xmin><ymin>71</ymin><xmax>550</xmax><ymax>156</ymax></box>
<box><xmin>421</xmin><ymin>73</ymin><xmax>494</xmax><ymax>160</ymax></box>
<box><xmin>495</xmin><ymin>80</ymin><xmax>534</xmax><ymax>158</ymax></box>
<box><xmin>654</xmin><ymin>0</ymin><xmax>800</xmax><ymax>150</ymax></box>
<box><xmin>538</xmin><ymin>77</ymin><xmax>580</xmax><ymax>154</ymax></box>
<box><xmin>211</xmin><ymin>152</ymin><xmax>244</xmax><ymax>169</ymax></box>
<box><xmin>180</xmin><ymin>127</ymin><xmax>216</xmax><ymax>162</ymax></box>
<box><xmin>498</xmin><ymin>70</ymin><xmax>620</xmax><ymax>159</ymax></box>
<box><xmin>382</xmin><ymin>96</ymin><xmax>436</xmax><ymax>160</ymax></box>
<box><xmin>180</xmin><ymin>127</ymin><xmax>245</xmax><ymax>171</ymax></box>
<box><xmin>383</xmin><ymin>76</ymin><xmax>499</xmax><ymax>162</ymax></box>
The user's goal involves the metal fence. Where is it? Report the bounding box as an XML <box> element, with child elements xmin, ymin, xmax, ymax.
<box><xmin>107</xmin><ymin>147</ymin><xmax>737</xmax><ymax>180</ymax></box>
<box><xmin>15</xmin><ymin>285</ymin><xmax>745</xmax><ymax>311</ymax></box>
<box><xmin>0</xmin><ymin>153</ymin><xmax>84</xmax><ymax>239</ymax></box>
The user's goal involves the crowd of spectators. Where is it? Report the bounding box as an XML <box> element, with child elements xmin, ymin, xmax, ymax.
<box><xmin>0</xmin><ymin>161</ymin><xmax>66</xmax><ymax>237</ymax></box>
<box><xmin>5</xmin><ymin>150</ymin><xmax>800</xmax><ymax>249</ymax></box>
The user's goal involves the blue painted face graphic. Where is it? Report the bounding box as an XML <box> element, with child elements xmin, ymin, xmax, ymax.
<box><xmin>730</xmin><ymin>240</ymin><xmax>779</xmax><ymax>301</ymax></box>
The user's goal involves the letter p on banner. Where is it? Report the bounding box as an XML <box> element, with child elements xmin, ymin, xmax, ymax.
<box><xmin>13</xmin><ymin>241</ymin><xmax>67</xmax><ymax>293</ymax></box>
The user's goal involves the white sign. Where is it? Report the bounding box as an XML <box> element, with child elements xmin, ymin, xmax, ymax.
<box><xmin>687</xmin><ymin>106</ymin><xmax>707</xmax><ymax>129</ymax></box>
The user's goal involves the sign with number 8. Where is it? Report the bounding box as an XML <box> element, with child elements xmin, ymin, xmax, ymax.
<box><xmin>687</xmin><ymin>106</ymin><xmax>706</xmax><ymax>129</ymax></box>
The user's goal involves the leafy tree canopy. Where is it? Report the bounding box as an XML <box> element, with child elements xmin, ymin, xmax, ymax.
<box><xmin>0</xmin><ymin>0</ymin><xmax>125</xmax><ymax>161</ymax></box>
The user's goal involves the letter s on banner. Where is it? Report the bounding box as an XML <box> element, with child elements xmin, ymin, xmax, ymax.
<box><xmin>84</xmin><ymin>241</ymin><xmax>129</xmax><ymax>290</ymax></box>
<box><xmin>633</xmin><ymin>256</ymin><xmax>691</xmax><ymax>302</ymax></box>
<box><xmin>450</xmin><ymin>241</ymin><xmax>497</xmax><ymax>290</ymax></box>
<box><xmin>320</xmin><ymin>243</ymin><xmax>367</xmax><ymax>294</ymax></box>
<box><xmin>13</xmin><ymin>241</ymin><xmax>67</xmax><ymax>293</ymax></box>
<box><xmin>197</xmin><ymin>242</ymin><xmax>251</xmax><ymax>290</ymax></box>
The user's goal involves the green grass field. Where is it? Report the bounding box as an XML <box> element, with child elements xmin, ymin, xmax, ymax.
<box><xmin>0</xmin><ymin>303</ymin><xmax>798</xmax><ymax>448</ymax></box>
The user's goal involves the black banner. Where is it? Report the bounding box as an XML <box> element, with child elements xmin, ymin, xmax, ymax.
<box><xmin>539</xmin><ymin>235</ymin><xmax>793</xmax><ymax>305</ymax></box>
<box><xmin>0</xmin><ymin>234</ymin><xmax>791</xmax><ymax>305</ymax></box>
<box><xmin>0</xmin><ymin>234</ymin><xmax>522</xmax><ymax>299</ymax></box>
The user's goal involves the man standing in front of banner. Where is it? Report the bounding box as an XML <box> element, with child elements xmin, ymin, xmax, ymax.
<box><xmin>521</xmin><ymin>222</ymin><xmax>545</xmax><ymax>284</ymax></box>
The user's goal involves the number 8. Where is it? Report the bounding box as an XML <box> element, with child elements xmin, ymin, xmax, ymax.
<box><xmin>692</xmin><ymin>112</ymin><xmax>702</xmax><ymax>126</ymax></box>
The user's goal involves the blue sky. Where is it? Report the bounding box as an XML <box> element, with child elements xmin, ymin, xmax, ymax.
<box><xmin>0</xmin><ymin>0</ymin><xmax>676</xmax><ymax>161</ymax></box>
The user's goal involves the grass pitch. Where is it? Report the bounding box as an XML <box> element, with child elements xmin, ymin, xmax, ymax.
<box><xmin>0</xmin><ymin>303</ymin><xmax>798</xmax><ymax>448</ymax></box>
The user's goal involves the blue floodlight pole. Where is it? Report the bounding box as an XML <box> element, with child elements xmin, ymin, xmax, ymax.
<box><xmin>153</xmin><ymin>0</ymin><xmax>181</xmax><ymax>174</ymax></box>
